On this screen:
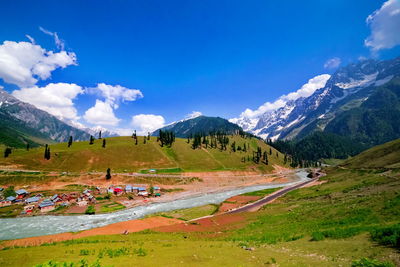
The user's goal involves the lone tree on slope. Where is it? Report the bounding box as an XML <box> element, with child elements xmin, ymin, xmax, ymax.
<box><xmin>68</xmin><ymin>136</ymin><xmax>73</xmax><ymax>147</ymax></box>
<box><xmin>89</xmin><ymin>135</ymin><xmax>95</xmax><ymax>145</ymax></box>
<box><xmin>4</xmin><ymin>148</ymin><xmax>12</xmax><ymax>158</ymax></box>
<box><xmin>106</xmin><ymin>168</ymin><xmax>111</xmax><ymax>180</ymax></box>
<box><xmin>102</xmin><ymin>139</ymin><xmax>106</xmax><ymax>148</ymax></box>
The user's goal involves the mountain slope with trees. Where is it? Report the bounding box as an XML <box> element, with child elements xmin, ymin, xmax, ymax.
<box><xmin>324</xmin><ymin>77</ymin><xmax>400</xmax><ymax>147</ymax></box>
<box><xmin>153</xmin><ymin>116</ymin><xmax>243</xmax><ymax>138</ymax></box>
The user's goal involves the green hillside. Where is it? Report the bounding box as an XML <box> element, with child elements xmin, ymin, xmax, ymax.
<box><xmin>0</xmin><ymin>136</ymin><xmax>286</xmax><ymax>172</ymax></box>
<box><xmin>341</xmin><ymin>138</ymin><xmax>400</xmax><ymax>169</ymax></box>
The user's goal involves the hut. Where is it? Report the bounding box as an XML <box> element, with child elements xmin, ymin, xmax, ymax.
<box><xmin>25</xmin><ymin>196</ymin><xmax>40</xmax><ymax>204</ymax></box>
<box><xmin>39</xmin><ymin>199</ymin><xmax>55</xmax><ymax>212</ymax></box>
<box><xmin>15</xmin><ymin>189</ymin><xmax>29</xmax><ymax>199</ymax></box>
<box><xmin>24</xmin><ymin>204</ymin><xmax>35</xmax><ymax>213</ymax></box>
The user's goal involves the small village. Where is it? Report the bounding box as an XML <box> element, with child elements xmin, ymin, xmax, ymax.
<box><xmin>0</xmin><ymin>184</ymin><xmax>162</xmax><ymax>216</ymax></box>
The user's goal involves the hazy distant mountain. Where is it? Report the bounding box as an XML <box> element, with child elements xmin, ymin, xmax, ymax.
<box><xmin>0</xmin><ymin>87</ymin><xmax>90</xmax><ymax>147</ymax></box>
<box><xmin>233</xmin><ymin>56</ymin><xmax>400</xmax><ymax>148</ymax></box>
<box><xmin>153</xmin><ymin>115</ymin><xmax>242</xmax><ymax>138</ymax></box>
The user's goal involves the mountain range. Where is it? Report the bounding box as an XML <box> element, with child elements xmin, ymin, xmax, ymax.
<box><xmin>0</xmin><ymin>87</ymin><xmax>90</xmax><ymax>148</ymax></box>
<box><xmin>232</xmin><ymin>56</ymin><xmax>400</xmax><ymax>148</ymax></box>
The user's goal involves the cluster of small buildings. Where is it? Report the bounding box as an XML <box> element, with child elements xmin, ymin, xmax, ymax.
<box><xmin>108</xmin><ymin>185</ymin><xmax>161</xmax><ymax>197</ymax></box>
<box><xmin>0</xmin><ymin>184</ymin><xmax>162</xmax><ymax>216</ymax></box>
<box><xmin>0</xmin><ymin>187</ymin><xmax>98</xmax><ymax>214</ymax></box>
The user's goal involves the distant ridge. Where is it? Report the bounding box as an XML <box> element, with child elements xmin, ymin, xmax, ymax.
<box><xmin>153</xmin><ymin>116</ymin><xmax>243</xmax><ymax>138</ymax></box>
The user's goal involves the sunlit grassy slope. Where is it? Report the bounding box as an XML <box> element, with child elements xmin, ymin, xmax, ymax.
<box><xmin>341</xmin><ymin>138</ymin><xmax>400</xmax><ymax>169</ymax></box>
<box><xmin>0</xmin><ymin>136</ymin><xmax>286</xmax><ymax>172</ymax></box>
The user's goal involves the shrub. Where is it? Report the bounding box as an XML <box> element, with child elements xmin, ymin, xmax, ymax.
<box><xmin>311</xmin><ymin>232</ymin><xmax>325</xmax><ymax>241</ymax></box>
<box><xmin>370</xmin><ymin>224</ymin><xmax>400</xmax><ymax>248</ymax></box>
<box><xmin>85</xmin><ymin>205</ymin><xmax>95</xmax><ymax>215</ymax></box>
<box><xmin>351</xmin><ymin>258</ymin><xmax>394</xmax><ymax>267</ymax></box>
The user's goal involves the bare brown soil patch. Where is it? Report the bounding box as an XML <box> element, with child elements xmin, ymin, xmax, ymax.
<box><xmin>218</xmin><ymin>195</ymin><xmax>261</xmax><ymax>213</ymax></box>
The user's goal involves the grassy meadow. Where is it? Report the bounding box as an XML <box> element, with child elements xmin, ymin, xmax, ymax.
<box><xmin>1</xmin><ymin>166</ymin><xmax>399</xmax><ymax>266</ymax></box>
<box><xmin>0</xmin><ymin>136</ymin><xmax>286</xmax><ymax>173</ymax></box>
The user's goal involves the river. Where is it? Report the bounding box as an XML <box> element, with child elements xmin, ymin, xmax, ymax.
<box><xmin>0</xmin><ymin>170</ymin><xmax>309</xmax><ymax>240</ymax></box>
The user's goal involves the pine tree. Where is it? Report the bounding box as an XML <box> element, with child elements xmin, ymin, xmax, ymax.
<box><xmin>106</xmin><ymin>168</ymin><xmax>111</xmax><ymax>180</ymax></box>
<box><xmin>269</xmin><ymin>147</ymin><xmax>272</xmax><ymax>155</ymax></box>
<box><xmin>68</xmin><ymin>136</ymin><xmax>73</xmax><ymax>148</ymax></box>
<box><xmin>4</xmin><ymin>148</ymin><xmax>12</xmax><ymax>158</ymax></box>
<box><xmin>89</xmin><ymin>135</ymin><xmax>94</xmax><ymax>145</ymax></box>
<box><xmin>102</xmin><ymin>139</ymin><xmax>106</xmax><ymax>148</ymax></box>
<box><xmin>99</xmin><ymin>131</ymin><xmax>102</xmax><ymax>139</ymax></box>
<box><xmin>44</xmin><ymin>144</ymin><xmax>48</xmax><ymax>159</ymax></box>
<box><xmin>26</xmin><ymin>143</ymin><xmax>30</xmax><ymax>151</ymax></box>
<box><xmin>147</xmin><ymin>132</ymin><xmax>151</xmax><ymax>140</ymax></box>
<box><xmin>231</xmin><ymin>141</ymin><xmax>236</xmax><ymax>152</ymax></box>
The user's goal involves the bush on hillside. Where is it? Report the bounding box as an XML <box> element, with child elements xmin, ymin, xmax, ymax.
<box><xmin>370</xmin><ymin>224</ymin><xmax>400</xmax><ymax>248</ymax></box>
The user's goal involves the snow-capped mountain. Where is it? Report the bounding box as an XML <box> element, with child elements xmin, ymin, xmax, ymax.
<box><xmin>84</xmin><ymin>126</ymin><xmax>119</xmax><ymax>138</ymax></box>
<box><xmin>232</xmin><ymin>57</ymin><xmax>400</xmax><ymax>141</ymax></box>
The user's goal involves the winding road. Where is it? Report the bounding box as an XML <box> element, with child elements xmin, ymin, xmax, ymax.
<box><xmin>227</xmin><ymin>176</ymin><xmax>319</xmax><ymax>214</ymax></box>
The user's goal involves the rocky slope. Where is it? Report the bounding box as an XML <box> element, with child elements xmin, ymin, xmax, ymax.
<box><xmin>0</xmin><ymin>87</ymin><xmax>90</xmax><ymax>147</ymax></box>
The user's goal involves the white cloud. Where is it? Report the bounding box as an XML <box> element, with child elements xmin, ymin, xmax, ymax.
<box><xmin>131</xmin><ymin>114</ymin><xmax>165</xmax><ymax>135</ymax></box>
<box><xmin>86</xmin><ymin>83</ymin><xmax>143</xmax><ymax>108</ymax></box>
<box><xmin>365</xmin><ymin>0</ymin><xmax>400</xmax><ymax>51</ymax></box>
<box><xmin>12</xmin><ymin>83</ymin><xmax>83</xmax><ymax>121</ymax></box>
<box><xmin>83</xmin><ymin>100</ymin><xmax>120</xmax><ymax>126</ymax></box>
<box><xmin>39</xmin><ymin>26</ymin><xmax>65</xmax><ymax>50</ymax></box>
<box><xmin>324</xmin><ymin>57</ymin><xmax>341</xmax><ymax>69</ymax></box>
<box><xmin>185</xmin><ymin>111</ymin><xmax>202</xmax><ymax>119</ymax></box>
<box><xmin>83</xmin><ymin>83</ymin><xmax>144</xmax><ymax>128</ymax></box>
<box><xmin>0</xmin><ymin>40</ymin><xmax>77</xmax><ymax>87</ymax></box>
<box><xmin>238</xmin><ymin>74</ymin><xmax>331</xmax><ymax>119</ymax></box>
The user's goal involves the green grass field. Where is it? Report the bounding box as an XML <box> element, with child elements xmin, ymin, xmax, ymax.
<box><xmin>342</xmin><ymin>138</ymin><xmax>400</xmax><ymax>169</ymax></box>
<box><xmin>148</xmin><ymin>204</ymin><xmax>219</xmax><ymax>221</ymax></box>
<box><xmin>0</xmin><ymin>136</ymin><xmax>286</xmax><ymax>173</ymax></box>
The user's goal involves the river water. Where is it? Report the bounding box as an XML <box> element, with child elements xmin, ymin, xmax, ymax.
<box><xmin>0</xmin><ymin>171</ymin><xmax>309</xmax><ymax>240</ymax></box>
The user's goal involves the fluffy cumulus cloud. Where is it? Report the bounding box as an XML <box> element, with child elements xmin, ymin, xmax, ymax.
<box><xmin>365</xmin><ymin>0</ymin><xmax>400</xmax><ymax>51</ymax></box>
<box><xmin>131</xmin><ymin>114</ymin><xmax>165</xmax><ymax>135</ymax></box>
<box><xmin>86</xmin><ymin>83</ymin><xmax>143</xmax><ymax>108</ymax></box>
<box><xmin>12</xmin><ymin>83</ymin><xmax>83</xmax><ymax>121</ymax></box>
<box><xmin>324</xmin><ymin>57</ymin><xmax>341</xmax><ymax>69</ymax></box>
<box><xmin>83</xmin><ymin>100</ymin><xmax>120</xmax><ymax>126</ymax></box>
<box><xmin>238</xmin><ymin>74</ymin><xmax>331</xmax><ymax>119</ymax></box>
<box><xmin>0</xmin><ymin>41</ymin><xmax>76</xmax><ymax>87</ymax></box>
<box><xmin>83</xmin><ymin>83</ymin><xmax>144</xmax><ymax>127</ymax></box>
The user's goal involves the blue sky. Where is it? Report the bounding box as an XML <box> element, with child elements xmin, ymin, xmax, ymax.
<box><xmin>1</xmin><ymin>0</ymin><xmax>400</xmax><ymax>134</ymax></box>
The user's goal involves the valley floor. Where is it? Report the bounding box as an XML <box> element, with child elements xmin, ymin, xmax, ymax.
<box><xmin>1</xmin><ymin>167</ymin><xmax>399</xmax><ymax>266</ymax></box>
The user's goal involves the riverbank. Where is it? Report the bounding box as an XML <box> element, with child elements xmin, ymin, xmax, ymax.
<box><xmin>0</xmin><ymin>170</ymin><xmax>309</xmax><ymax>240</ymax></box>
